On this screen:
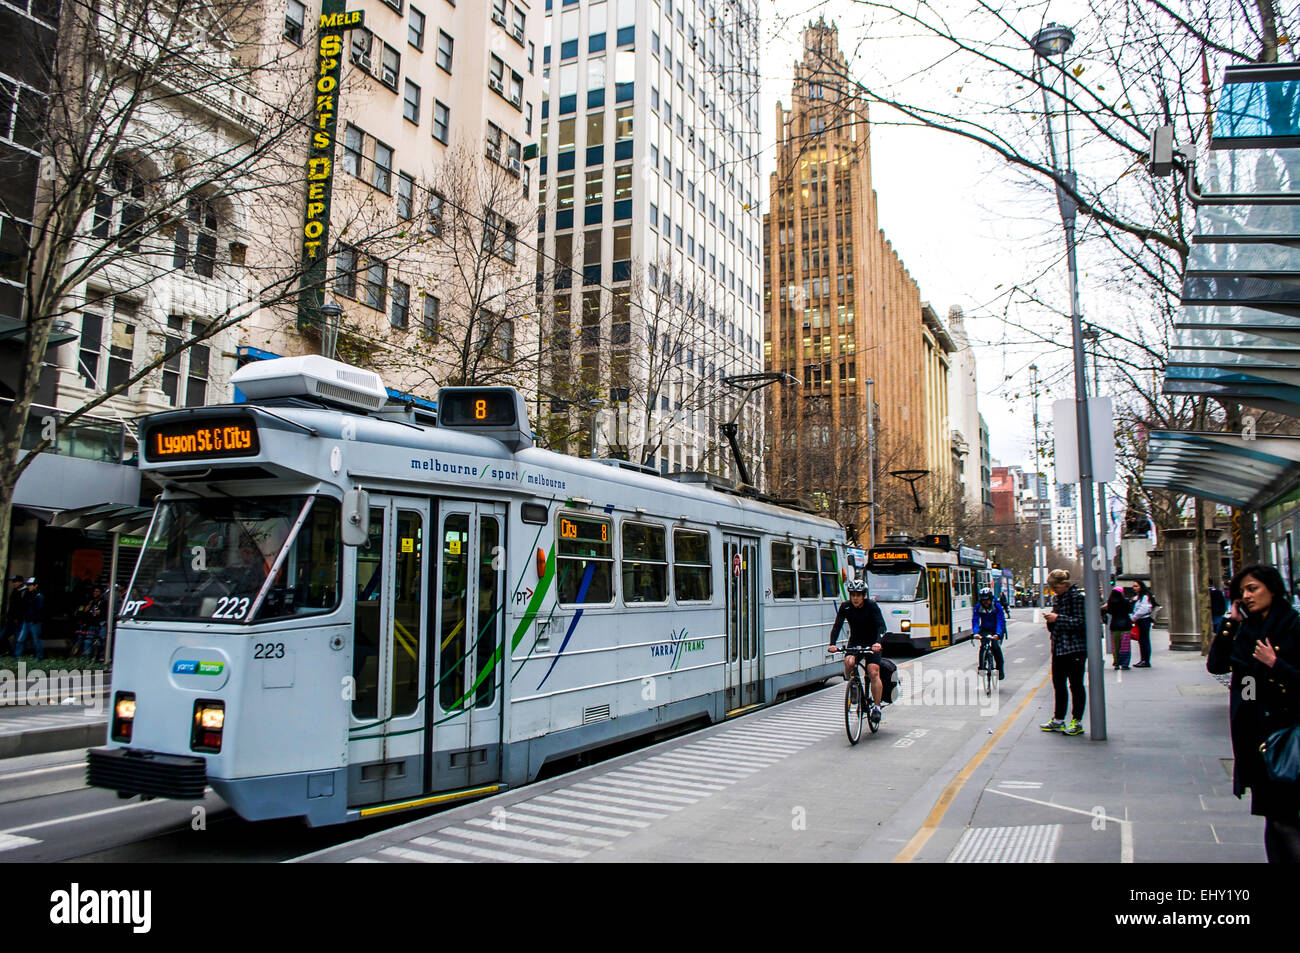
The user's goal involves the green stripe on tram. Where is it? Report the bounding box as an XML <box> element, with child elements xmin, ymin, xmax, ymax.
<box><xmin>349</xmin><ymin>528</ymin><xmax>554</xmax><ymax>736</ymax></box>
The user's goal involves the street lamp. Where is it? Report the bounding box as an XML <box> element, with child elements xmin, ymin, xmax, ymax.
<box><xmin>1030</xmin><ymin>363</ymin><xmax>1046</xmax><ymax>609</ymax></box>
<box><xmin>319</xmin><ymin>298</ymin><xmax>343</xmax><ymax>362</ymax></box>
<box><xmin>1032</xmin><ymin>22</ymin><xmax>1106</xmax><ymax>739</ymax></box>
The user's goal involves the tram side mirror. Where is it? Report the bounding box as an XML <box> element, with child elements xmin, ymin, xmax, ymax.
<box><xmin>342</xmin><ymin>489</ymin><xmax>370</xmax><ymax>547</ymax></box>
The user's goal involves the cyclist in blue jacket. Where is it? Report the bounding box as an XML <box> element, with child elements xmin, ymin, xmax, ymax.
<box><xmin>973</xmin><ymin>587</ymin><xmax>1007</xmax><ymax>679</ymax></box>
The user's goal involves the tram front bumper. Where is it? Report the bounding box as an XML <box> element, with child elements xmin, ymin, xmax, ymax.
<box><xmin>87</xmin><ymin>747</ymin><xmax>207</xmax><ymax>800</ymax></box>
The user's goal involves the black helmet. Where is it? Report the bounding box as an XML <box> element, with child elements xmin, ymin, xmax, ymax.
<box><xmin>847</xmin><ymin>579</ymin><xmax>868</xmax><ymax>594</ymax></box>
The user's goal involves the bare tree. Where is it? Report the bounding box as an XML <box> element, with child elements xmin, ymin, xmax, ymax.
<box><xmin>0</xmin><ymin>0</ymin><xmax>432</xmax><ymax>584</ymax></box>
<box><xmin>361</xmin><ymin>142</ymin><xmax>539</xmax><ymax>393</ymax></box>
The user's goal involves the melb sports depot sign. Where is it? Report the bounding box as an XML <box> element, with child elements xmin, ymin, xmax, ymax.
<box><xmin>297</xmin><ymin>1</ymin><xmax>364</xmax><ymax>329</ymax></box>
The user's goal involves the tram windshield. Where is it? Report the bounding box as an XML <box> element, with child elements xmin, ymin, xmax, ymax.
<box><xmin>867</xmin><ymin>569</ymin><xmax>926</xmax><ymax>602</ymax></box>
<box><xmin>123</xmin><ymin>495</ymin><xmax>341</xmax><ymax>623</ymax></box>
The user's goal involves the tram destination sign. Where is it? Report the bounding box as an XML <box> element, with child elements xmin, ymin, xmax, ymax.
<box><xmin>868</xmin><ymin>549</ymin><xmax>913</xmax><ymax>565</ymax></box>
<box><xmin>144</xmin><ymin>416</ymin><xmax>261</xmax><ymax>463</ymax></box>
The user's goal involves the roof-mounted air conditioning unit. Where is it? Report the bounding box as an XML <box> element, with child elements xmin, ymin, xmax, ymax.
<box><xmin>232</xmin><ymin>355</ymin><xmax>388</xmax><ymax>412</ymax></box>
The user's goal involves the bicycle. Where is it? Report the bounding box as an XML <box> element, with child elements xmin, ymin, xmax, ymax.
<box><xmin>975</xmin><ymin>633</ymin><xmax>1001</xmax><ymax>696</ymax></box>
<box><xmin>829</xmin><ymin>645</ymin><xmax>883</xmax><ymax>744</ymax></box>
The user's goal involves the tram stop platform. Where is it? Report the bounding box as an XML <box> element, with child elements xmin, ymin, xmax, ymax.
<box><xmin>294</xmin><ymin>619</ymin><xmax>1260</xmax><ymax>864</ymax></box>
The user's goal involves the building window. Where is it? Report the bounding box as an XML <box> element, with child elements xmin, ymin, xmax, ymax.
<box><xmin>372</xmin><ymin>140</ymin><xmax>393</xmax><ymax>193</ymax></box>
<box><xmin>103</xmin><ymin>160</ymin><xmax>147</xmax><ymax>251</ymax></box>
<box><xmin>366</xmin><ymin>260</ymin><xmax>388</xmax><ymax>311</ymax></box>
<box><xmin>391</xmin><ymin>279</ymin><xmax>409</xmax><ymax>329</ymax></box>
<box><xmin>342</xmin><ymin>124</ymin><xmax>363</xmax><ymax>176</ymax></box>
<box><xmin>511</xmin><ymin>4</ymin><xmax>526</xmax><ymax>44</ymax></box>
<box><xmin>408</xmin><ymin>5</ymin><xmax>425</xmax><ymax>48</ymax></box>
<box><xmin>283</xmin><ymin>0</ymin><xmax>306</xmax><ymax>45</ymax></box>
<box><xmin>335</xmin><ymin>244</ymin><xmax>359</xmax><ymax>298</ymax></box>
<box><xmin>105</xmin><ymin>298</ymin><xmax>138</xmax><ymax>394</ymax></box>
<box><xmin>187</xmin><ymin>337</ymin><xmax>210</xmax><ymax>407</ymax></box>
<box><xmin>509</xmin><ymin>71</ymin><xmax>524</xmax><ymax>108</ymax></box>
<box><xmin>422</xmin><ymin>294</ymin><xmax>440</xmax><ymax>338</ymax></box>
<box><xmin>396</xmin><ymin>172</ymin><xmax>414</xmax><ymax>218</ymax></box>
<box><xmin>78</xmin><ymin>305</ymin><xmax>103</xmax><ymax>388</ymax></box>
<box><xmin>403</xmin><ymin>79</ymin><xmax>420</xmax><ymax>123</ymax></box>
<box><xmin>432</xmin><ymin>101</ymin><xmax>449</xmax><ymax>142</ymax></box>
<box><xmin>483</xmin><ymin>210</ymin><xmax>516</xmax><ymax>264</ymax></box>
<box><xmin>427</xmin><ymin>192</ymin><xmax>444</xmax><ymax>236</ymax></box>
<box><xmin>437</xmin><ymin>30</ymin><xmax>453</xmax><ymax>72</ymax></box>
<box><xmin>383</xmin><ymin>0</ymin><xmax>403</xmax><ymax>13</ymax></box>
<box><xmin>489</xmin><ymin>54</ymin><xmax>505</xmax><ymax>94</ymax></box>
<box><xmin>381</xmin><ymin>43</ymin><xmax>400</xmax><ymax>90</ymax></box>
<box><xmin>171</xmin><ymin>192</ymin><xmax>220</xmax><ymax>278</ymax></box>
<box><xmin>350</xmin><ymin>27</ymin><xmax>373</xmax><ymax>70</ymax></box>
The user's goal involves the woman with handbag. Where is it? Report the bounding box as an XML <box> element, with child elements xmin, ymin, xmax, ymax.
<box><xmin>1207</xmin><ymin>564</ymin><xmax>1300</xmax><ymax>863</ymax></box>
<box><xmin>1130</xmin><ymin>581</ymin><xmax>1155</xmax><ymax>667</ymax></box>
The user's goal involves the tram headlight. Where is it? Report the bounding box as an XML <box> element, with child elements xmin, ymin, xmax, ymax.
<box><xmin>111</xmin><ymin>692</ymin><xmax>135</xmax><ymax>743</ymax></box>
<box><xmin>900</xmin><ymin>620</ymin><xmax>911</xmax><ymax>632</ymax></box>
<box><xmin>191</xmin><ymin>700</ymin><xmax>226</xmax><ymax>753</ymax></box>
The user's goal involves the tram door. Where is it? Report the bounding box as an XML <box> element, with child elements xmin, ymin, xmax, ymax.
<box><xmin>723</xmin><ymin>536</ymin><xmax>762</xmax><ymax>711</ymax></box>
<box><xmin>348</xmin><ymin>495</ymin><xmax>430</xmax><ymax>807</ymax></box>
<box><xmin>927</xmin><ymin>567</ymin><xmax>952</xmax><ymax>649</ymax></box>
<box><xmin>432</xmin><ymin>501</ymin><xmax>506</xmax><ymax>790</ymax></box>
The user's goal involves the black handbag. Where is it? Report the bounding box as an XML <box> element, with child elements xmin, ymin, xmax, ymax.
<box><xmin>1261</xmin><ymin>723</ymin><xmax>1300</xmax><ymax>786</ymax></box>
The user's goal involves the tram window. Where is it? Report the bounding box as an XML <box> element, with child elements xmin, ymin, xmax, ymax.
<box><xmin>673</xmin><ymin>528</ymin><xmax>712</xmax><ymax>603</ymax></box>
<box><xmin>352</xmin><ymin>506</ymin><xmax>385</xmax><ymax>720</ymax></box>
<box><xmin>261</xmin><ymin>497</ymin><xmax>342</xmax><ymax>620</ymax></box>
<box><xmin>771</xmin><ymin>542</ymin><xmax>795</xmax><ymax>600</ymax></box>
<box><xmin>124</xmin><ymin>494</ymin><xmax>339</xmax><ymax>624</ymax></box>
<box><xmin>622</xmin><ymin>522</ymin><xmax>667</xmax><ymax>603</ymax></box>
<box><xmin>439</xmin><ymin>514</ymin><xmax>470</xmax><ymax>711</ymax></box>
<box><xmin>819</xmin><ymin>547</ymin><xmax>838</xmax><ymax>597</ymax></box>
<box><xmin>556</xmin><ymin>513</ymin><xmax>614</xmax><ymax>605</ymax></box>
<box><xmin>521</xmin><ymin>503</ymin><xmax>548</xmax><ymax>524</ymax></box>
<box><xmin>391</xmin><ymin>510</ymin><xmax>422</xmax><ymax>718</ymax></box>
<box><xmin>476</xmin><ymin>515</ymin><xmax>502</xmax><ymax>707</ymax></box>
<box><xmin>797</xmin><ymin>545</ymin><xmax>819</xmax><ymax>599</ymax></box>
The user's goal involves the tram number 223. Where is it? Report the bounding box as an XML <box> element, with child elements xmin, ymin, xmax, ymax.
<box><xmin>253</xmin><ymin>642</ymin><xmax>286</xmax><ymax>659</ymax></box>
<box><xmin>212</xmin><ymin>596</ymin><xmax>250</xmax><ymax>620</ymax></box>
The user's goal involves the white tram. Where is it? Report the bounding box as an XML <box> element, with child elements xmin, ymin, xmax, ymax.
<box><xmin>87</xmin><ymin>357</ymin><xmax>847</xmax><ymax>825</ymax></box>
<box><xmin>865</xmin><ymin>536</ymin><xmax>983</xmax><ymax>651</ymax></box>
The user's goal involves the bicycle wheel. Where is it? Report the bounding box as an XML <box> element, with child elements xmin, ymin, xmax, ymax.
<box><xmin>845</xmin><ymin>677</ymin><xmax>863</xmax><ymax>745</ymax></box>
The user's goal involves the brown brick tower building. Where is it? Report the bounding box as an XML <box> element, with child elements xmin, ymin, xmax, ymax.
<box><xmin>763</xmin><ymin>19</ymin><xmax>933</xmax><ymax>542</ymax></box>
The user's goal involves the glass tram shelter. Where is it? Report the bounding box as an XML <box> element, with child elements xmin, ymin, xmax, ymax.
<box><xmin>1144</xmin><ymin>62</ymin><xmax>1300</xmax><ymax>594</ymax></box>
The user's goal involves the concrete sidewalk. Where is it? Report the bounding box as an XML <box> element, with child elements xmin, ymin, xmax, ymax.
<box><xmin>913</xmin><ymin>625</ymin><xmax>1264</xmax><ymax>863</ymax></box>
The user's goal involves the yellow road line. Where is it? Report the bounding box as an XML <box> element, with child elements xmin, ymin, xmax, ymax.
<box><xmin>892</xmin><ymin>670</ymin><xmax>1051</xmax><ymax>863</ymax></box>
<box><xmin>358</xmin><ymin>784</ymin><xmax>502</xmax><ymax>818</ymax></box>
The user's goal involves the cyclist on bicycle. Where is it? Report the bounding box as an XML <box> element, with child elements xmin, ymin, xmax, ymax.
<box><xmin>828</xmin><ymin>579</ymin><xmax>888</xmax><ymax>718</ymax></box>
<box><xmin>973</xmin><ymin>586</ymin><xmax>1007</xmax><ymax>679</ymax></box>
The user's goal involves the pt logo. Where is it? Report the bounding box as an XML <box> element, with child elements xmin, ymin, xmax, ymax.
<box><xmin>650</xmin><ymin>627</ymin><xmax>705</xmax><ymax>670</ymax></box>
<box><xmin>122</xmin><ymin>597</ymin><xmax>154</xmax><ymax>615</ymax></box>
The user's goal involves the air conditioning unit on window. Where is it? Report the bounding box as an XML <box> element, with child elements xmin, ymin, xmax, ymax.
<box><xmin>510</xmin><ymin>91</ymin><xmax>522</xmax><ymax>107</ymax></box>
<box><xmin>485</xmin><ymin>143</ymin><xmax>502</xmax><ymax>162</ymax></box>
<box><xmin>491</xmin><ymin>10</ymin><xmax>506</xmax><ymax>26</ymax></box>
<box><xmin>488</xmin><ymin>76</ymin><xmax>504</xmax><ymax>93</ymax></box>
<box><xmin>508</xmin><ymin>157</ymin><xmax>521</xmax><ymax>176</ymax></box>
<box><xmin>511</xmin><ymin>25</ymin><xmax>525</xmax><ymax>43</ymax></box>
